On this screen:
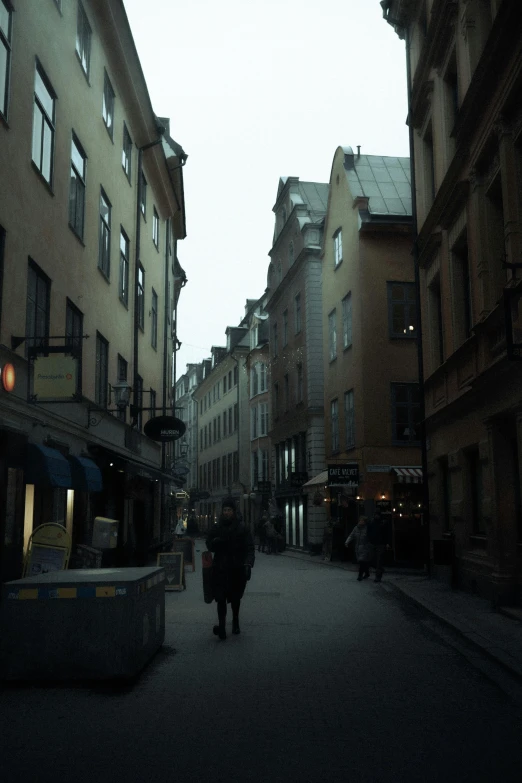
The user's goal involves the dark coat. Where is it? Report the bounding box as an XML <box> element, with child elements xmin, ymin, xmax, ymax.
<box><xmin>206</xmin><ymin>517</ymin><xmax>255</xmax><ymax>603</ymax></box>
<box><xmin>368</xmin><ymin>516</ymin><xmax>391</xmax><ymax>547</ymax></box>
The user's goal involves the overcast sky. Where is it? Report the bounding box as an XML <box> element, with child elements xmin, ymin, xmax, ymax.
<box><xmin>122</xmin><ymin>0</ymin><xmax>409</xmax><ymax>379</ymax></box>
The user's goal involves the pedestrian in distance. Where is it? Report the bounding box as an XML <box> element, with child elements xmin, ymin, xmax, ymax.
<box><xmin>368</xmin><ymin>511</ymin><xmax>392</xmax><ymax>582</ymax></box>
<box><xmin>344</xmin><ymin>515</ymin><xmax>373</xmax><ymax>580</ymax></box>
<box><xmin>174</xmin><ymin>519</ymin><xmax>185</xmax><ymax>539</ymax></box>
<box><xmin>264</xmin><ymin>517</ymin><xmax>277</xmax><ymax>554</ymax></box>
<box><xmin>257</xmin><ymin>513</ymin><xmax>268</xmax><ymax>553</ymax></box>
<box><xmin>206</xmin><ymin>497</ymin><xmax>255</xmax><ymax>640</ymax></box>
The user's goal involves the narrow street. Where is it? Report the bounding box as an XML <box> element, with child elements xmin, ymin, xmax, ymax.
<box><xmin>2</xmin><ymin>548</ymin><xmax>522</xmax><ymax>783</ymax></box>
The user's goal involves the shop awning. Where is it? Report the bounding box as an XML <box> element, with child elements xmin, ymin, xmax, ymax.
<box><xmin>302</xmin><ymin>470</ymin><xmax>328</xmax><ymax>488</ymax></box>
<box><xmin>25</xmin><ymin>444</ymin><xmax>72</xmax><ymax>488</ymax></box>
<box><xmin>391</xmin><ymin>467</ymin><xmax>423</xmax><ymax>483</ymax></box>
<box><xmin>68</xmin><ymin>455</ymin><xmax>103</xmax><ymax>493</ymax></box>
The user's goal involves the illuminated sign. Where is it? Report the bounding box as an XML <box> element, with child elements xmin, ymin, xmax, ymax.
<box><xmin>1</xmin><ymin>363</ymin><xmax>16</xmax><ymax>392</ymax></box>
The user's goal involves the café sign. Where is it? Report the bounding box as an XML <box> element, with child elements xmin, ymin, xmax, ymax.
<box><xmin>144</xmin><ymin>415</ymin><xmax>186</xmax><ymax>443</ymax></box>
<box><xmin>328</xmin><ymin>463</ymin><xmax>359</xmax><ymax>487</ymax></box>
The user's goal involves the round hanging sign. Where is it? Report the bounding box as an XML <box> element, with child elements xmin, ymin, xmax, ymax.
<box><xmin>143</xmin><ymin>415</ymin><xmax>186</xmax><ymax>443</ymax></box>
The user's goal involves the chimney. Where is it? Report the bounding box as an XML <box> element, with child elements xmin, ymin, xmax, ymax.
<box><xmin>357</xmin><ymin>145</ymin><xmax>361</xmax><ymax>159</ymax></box>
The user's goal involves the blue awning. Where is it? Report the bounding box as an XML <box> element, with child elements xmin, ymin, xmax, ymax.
<box><xmin>68</xmin><ymin>455</ymin><xmax>103</xmax><ymax>493</ymax></box>
<box><xmin>25</xmin><ymin>444</ymin><xmax>72</xmax><ymax>488</ymax></box>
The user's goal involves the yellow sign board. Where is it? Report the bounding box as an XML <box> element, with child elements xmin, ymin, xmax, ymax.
<box><xmin>33</xmin><ymin>355</ymin><xmax>77</xmax><ymax>399</ymax></box>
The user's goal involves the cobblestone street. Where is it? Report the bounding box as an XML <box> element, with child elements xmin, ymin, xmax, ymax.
<box><xmin>1</xmin><ymin>548</ymin><xmax>522</xmax><ymax>783</ymax></box>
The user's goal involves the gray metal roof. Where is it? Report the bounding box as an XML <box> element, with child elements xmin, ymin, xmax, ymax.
<box><xmin>343</xmin><ymin>154</ymin><xmax>411</xmax><ymax>216</ymax></box>
<box><xmin>297</xmin><ymin>181</ymin><xmax>329</xmax><ymax>222</ymax></box>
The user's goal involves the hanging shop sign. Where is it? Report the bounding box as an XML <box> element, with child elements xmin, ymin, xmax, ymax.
<box><xmin>144</xmin><ymin>416</ymin><xmax>186</xmax><ymax>443</ymax></box>
<box><xmin>328</xmin><ymin>463</ymin><xmax>359</xmax><ymax>487</ymax></box>
<box><xmin>1</xmin><ymin>362</ymin><xmax>16</xmax><ymax>393</ymax></box>
<box><xmin>33</xmin><ymin>355</ymin><xmax>77</xmax><ymax>400</ymax></box>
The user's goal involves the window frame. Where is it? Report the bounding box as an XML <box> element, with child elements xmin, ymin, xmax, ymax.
<box><xmin>75</xmin><ymin>1</ymin><xmax>92</xmax><ymax>78</ymax></box>
<box><xmin>119</xmin><ymin>228</ymin><xmax>130</xmax><ymax>306</ymax></box>
<box><xmin>328</xmin><ymin>309</ymin><xmax>337</xmax><ymax>362</ymax></box>
<box><xmin>140</xmin><ymin>173</ymin><xmax>147</xmax><ymax>218</ymax></box>
<box><xmin>95</xmin><ymin>331</ymin><xmax>109</xmax><ymax>408</ymax></box>
<box><xmin>331</xmin><ymin>398</ymin><xmax>339</xmax><ymax>453</ymax></box>
<box><xmin>151</xmin><ymin>288</ymin><xmax>158</xmax><ymax>350</ymax></box>
<box><xmin>122</xmin><ymin>123</ymin><xmax>132</xmax><ymax>180</ymax></box>
<box><xmin>25</xmin><ymin>259</ymin><xmax>50</xmax><ymax>356</ymax></box>
<box><xmin>344</xmin><ymin>389</ymin><xmax>355</xmax><ymax>449</ymax></box>
<box><xmin>69</xmin><ymin>133</ymin><xmax>86</xmax><ymax>239</ymax></box>
<box><xmin>152</xmin><ymin>207</ymin><xmax>159</xmax><ymax>248</ymax></box>
<box><xmin>137</xmin><ymin>264</ymin><xmax>145</xmax><ymax>330</ymax></box>
<box><xmin>102</xmin><ymin>70</ymin><xmax>115</xmax><ymax>140</ymax></box>
<box><xmin>391</xmin><ymin>383</ymin><xmax>421</xmax><ymax>446</ymax></box>
<box><xmin>98</xmin><ymin>187</ymin><xmax>111</xmax><ymax>279</ymax></box>
<box><xmin>387</xmin><ymin>281</ymin><xmax>417</xmax><ymax>339</ymax></box>
<box><xmin>333</xmin><ymin>229</ymin><xmax>343</xmax><ymax>267</ymax></box>
<box><xmin>32</xmin><ymin>62</ymin><xmax>56</xmax><ymax>186</ymax></box>
<box><xmin>342</xmin><ymin>292</ymin><xmax>352</xmax><ymax>349</ymax></box>
<box><xmin>0</xmin><ymin>0</ymin><xmax>12</xmax><ymax>120</ymax></box>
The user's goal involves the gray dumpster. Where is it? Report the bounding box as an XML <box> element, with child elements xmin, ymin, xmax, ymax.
<box><xmin>0</xmin><ymin>567</ymin><xmax>165</xmax><ymax>681</ymax></box>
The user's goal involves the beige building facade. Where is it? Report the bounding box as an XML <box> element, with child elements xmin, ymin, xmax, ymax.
<box><xmin>383</xmin><ymin>0</ymin><xmax>522</xmax><ymax>603</ymax></box>
<box><xmin>0</xmin><ymin>0</ymin><xmax>187</xmax><ymax>579</ymax></box>
<box><xmin>316</xmin><ymin>146</ymin><xmax>421</xmax><ymax>562</ymax></box>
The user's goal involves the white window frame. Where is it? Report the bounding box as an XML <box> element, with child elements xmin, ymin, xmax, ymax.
<box><xmin>76</xmin><ymin>2</ymin><xmax>91</xmax><ymax>77</ymax></box>
<box><xmin>333</xmin><ymin>229</ymin><xmax>343</xmax><ymax>267</ymax></box>
<box><xmin>328</xmin><ymin>309</ymin><xmax>337</xmax><ymax>361</ymax></box>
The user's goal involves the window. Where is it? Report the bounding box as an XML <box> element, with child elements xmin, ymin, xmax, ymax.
<box><xmin>233</xmin><ymin>451</ymin><xmax>239</xmax><ymax>482</ymax></box>
<box><xmin>229</xmin><ymin>370</ymin><xmax>232</xmax><ymax>388</ymax></box>
<box><xmin>260</xmin><ymin>449</ymin><xmax>269</xmax><ymax>481</ymax></box>
<box><xmin>295</xmin><ymin>293</ymin><xmax>301</xmax><ymax>333</ymax></box>
<box><xmin>151</xmin><ymin>289</ymin><xmax>158</xmax><ymax>350</ymax></box>
<box><xmin>251</xmin><ymin>407</ymin><xmax>258</xmax><ymax>440</ymax></box>
<box><xmin>333</xmin><ymin>229</ymin><xmax>342</xmax><ymax>267</ymax></box>
<box><xmin>1</xmin><ymin>0</ymin><xmax>12</xmax><ymax>119</ymax></box>
<box><xmin>95</xmin><ymin>332</ymin><xmax>109</xmax><ymax>408</ymax></box>
<box><xmin>259</xmin><ymin>402</ymin><xmax>269</xmax><ymax>436</ymax></box>
<box><xmin>284</xmin><ymin>373</ymin><xmax>289</xmax><ymax>411</ymax></box>
<box><xmin>32</xmin><ymin>64</ymin><xmax>56</xmax><ymax>185</ymax></box>
<box><xmin>297</xmin><ymin>363</ymin><xmax>303</xmax><ymax>403</ymax></box>
<box><xmin>69</xmin><ymin>134</ymin><xmax>86</xmax><ymax>238</ymax></box>
<box><xmin>251</xmin><ymin>366</ymin><xmax>258</xmax><ymax>397</ymax></box>
<box><xmin>283</xmin><ymin>310</ymin><xmax>288</xmax><ymax>347</ymax></box>
<box><xmin>331</xmin><ymin>399</ymin><xmax>339</xmax><ymax>452</ymax></box>
<box><xmin>252</xmin><ymin>452</ymin><xmax>259</xmax><ymax>487</ymax></box>
<box><xmin>76</xmin><ymin>2</ymin><xmax>91</xmax><ymax>77</ymax></box>
<box><xmin>391</xmin><ymin>383</ymin><xmax>421</xmax><ymax>444</ymax></box>
<box><xmin>117</xmin><ymin>354</ymin><xmax>127</xmax><ymax>382</ymax></box>
<box><xmin>122</xmin><ymin>123</ymin><xmax>132</xmax><ymax>180</ymax></box>
<box><xmin>26</xmin><ymin>260</ymin><xmax>50</xmax><ymax>355</ymax></box>
<box><xmin>273</xmin><ymin>382</ymin><xmax>279</xmax><ymax>418</ymax></box>
<box><xmin>140</xmin><ymin>173</ymin><xmax>147</xmax><ymax>217</ymax></box>
<box><xmin>98</xmin><ymin>189</ymin><xmax>111</xmax><ymax>277</ymax></box>
<box><xmin>234</xmin><ymin>403</ymin><xmax>238</xmax><ymax>430</ymax></box>
<box><xmin>119</xmin><ymin>229</ymin><xmax>130</xmax><ymax>305</ymax></box>
<box><xmin>342</xmin><ymin>293</ymin><xmax>352</xmax><ymax>349</ymax></box>
<box><xmin>65</xmin><ymin>299</ymin><xmax>83</xmax><ymax>396</ymax></box>
<box><xmin>259</xmin><ymin>363</ymin><xmax>267</xmax><ymax>392</ymax></box>
<box><xmin>102</xmin><ymin>71</ymin><xmax>115</xmax><ymax>139</ymax></box>
<box><xmin>451</xmin><ymin>229</ymin><xmax>472</xmax><ymax>345</ymax></box>
<box><xmin>217</xmin><ymin>416</ymin><xmax>221</xmax><ymax>440</ymax></box>
<box><xmin>223</xmin><ymin>411</ymin><xmax>227</xmax><ymax>437</ymax></box>
<box><xmin>344</xmin><ymin>390</ymin><xmax>355</xmax><ymax>449</ymax></box>
<box><xmin>153</xmin><ymin>208</ymin><xmax>159</xmax><ymax>248</ymax></box>
<box><xmin>137</xmin><ymin>265</ymin><xmax>145</xmax><ymax>329</ymax></box>
<box><xmin>228</xmin><ymin>406</ymin><xmax>232</xmax><ymax>434</ymax></box>
<box><xmin>388</xmin><ymin>282</ymin><xmax>417</xmax><ymax>338</ymax></box>
<box><xmin>223</xmin><ymin>375</ymin><xmax>227</xmax><ymax>394</ymax></box>
<box><xmin>222</xmin><ymin>456</ymin><xmax>227</xmax><ymax>487</ymax></box>
<box><xmin>273</xmin><ymin>323</ymin><xmax>278</xmax><ymax>357</ymax></box>
<box><xmin>328</xmin><ymin>309</ymin><xmax>337</xmax><ymax>361</ymax></box>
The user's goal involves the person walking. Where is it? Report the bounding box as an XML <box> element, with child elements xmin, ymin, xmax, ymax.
<box><xmin>368</xmin><ymin>511</ymin><xmax>391</xmax><ymax>582</ymax></box>
<box><xmin>257</xmin><ymin>513</ymin><xmax>268</xmax><ymax>553</ymax></box>
<box><xmin>344</xmin><ymin>516</ymin><xmax>373</xmax><ymax>580</ymax></box>
<box><xmin>264</xmin><ymin>517</ymin><xmax>277</xmax><ymax>554</ymax></box>
<box><xmin>174</xmin><ymin>519</ymin><xmax>185</xmax><ymax>539</ymax></box>
<box><xmin>206</xmin><ymin>497</ymin><xmax>255</xmax><ymax>640</ymax></box>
